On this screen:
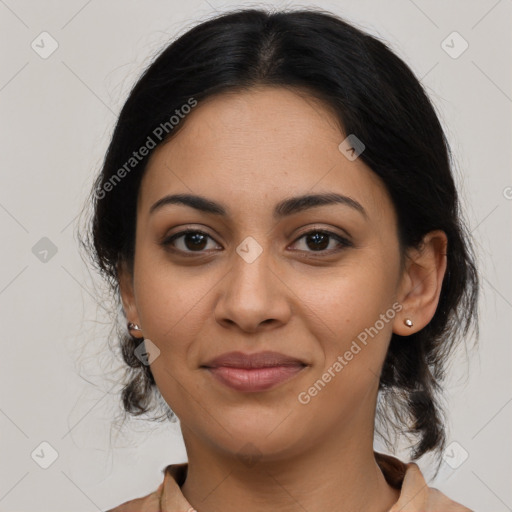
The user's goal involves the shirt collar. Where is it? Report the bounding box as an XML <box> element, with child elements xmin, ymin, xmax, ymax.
<box><xmin>158</xmin><ymin>451</ymin><xmax>428</xmax><ymax>511</ymax></box>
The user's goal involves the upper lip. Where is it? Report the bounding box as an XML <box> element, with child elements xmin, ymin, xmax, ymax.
<box><xmin>202</xmin><ymin>351</ymin><xmax>307</xmax><ymax>369</ymax></box>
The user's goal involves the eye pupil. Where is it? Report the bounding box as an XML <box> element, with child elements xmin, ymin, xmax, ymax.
<box><xmin>306</xmin><ymin>232</ymin><xmax>329</xmax><ymax>251</ymax></box>
<box><xmin>186</xmin><ymin>232</ymin><xmax>207</xmax><ymax>250</ymax></box>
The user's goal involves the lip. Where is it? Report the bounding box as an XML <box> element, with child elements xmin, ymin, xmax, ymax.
<box><xmin>202</xmin><ymin>350</ymin><xmax>306</xmax><ymax>369</ymax></box>
<box><xmin>201</xmin><ymin>351</ymin><xmax>308</xmax><ymax>392</ymax></box>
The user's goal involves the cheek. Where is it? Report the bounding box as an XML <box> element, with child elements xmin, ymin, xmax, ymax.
<box><xmin>291</xmin><ymin>259</ymin><xmax>396</xmax><ymax>390</ymax></box>
<box><xmin>133</xmin><ymin>261</ymin><xmax>211</xmax><ymax>418</ymax></box>
<box><xmin>130</xmin><ymin>261</ymin><xmax>210</xmax><ymax>405</ymax></box>
<box><xmin>296</xmin><ymin>286</ymin><xmax>394</xmax><ymax>418</ymax></box>
<box><xmin>293</xmin><ymin>261</ymin><xmax>393</xmax><ymax>337</ymax></box>
<box><xmin>133</xmin><ymin>241</ymin><xmax>217</xmax><ymax>337</ymax></box>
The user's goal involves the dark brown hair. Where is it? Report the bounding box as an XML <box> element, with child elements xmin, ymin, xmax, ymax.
<box><xmin>79</xmin><ymin>7</ymin><xmax>479</xmax><ymax>467</ymax></box>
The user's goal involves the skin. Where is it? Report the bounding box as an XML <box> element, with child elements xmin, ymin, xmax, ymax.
<box><xmin>118</xmin><ymin>86</ymin><xmax>448</xmax><ymax>512</ymax></box>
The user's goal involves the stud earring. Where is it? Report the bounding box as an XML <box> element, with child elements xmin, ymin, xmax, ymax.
<box><xmin>404</xmin><ymin>318</ymin><xmax>413</xmax><ymax>328</ymax></box>
<box><xmin>127</xmin><ymin>322</ymin><xmax>142</xmax><ymax>332</ymax></box>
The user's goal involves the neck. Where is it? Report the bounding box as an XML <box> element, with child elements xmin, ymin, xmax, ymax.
<box><xmin>180</xmin><ymin>426</ymin><xmax>400</xmax><ymax>512</ymax></box>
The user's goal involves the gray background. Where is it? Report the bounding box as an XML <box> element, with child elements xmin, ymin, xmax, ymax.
<box><xmin>0</xmin><ymin>0</ymin><xmax>511</xmax><ymax>510</ymax></box>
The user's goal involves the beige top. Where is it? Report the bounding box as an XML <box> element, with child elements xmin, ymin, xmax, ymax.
<box><xmin>106</xmin><ymin>452</ymin><xmax>473</xmax><ymax>511</ymax></box>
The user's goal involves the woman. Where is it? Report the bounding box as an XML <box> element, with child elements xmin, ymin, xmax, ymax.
<box><xmin>82</xmin><ymin>7</ymin><xmax>479</xmax><ymax>511</ymax></box>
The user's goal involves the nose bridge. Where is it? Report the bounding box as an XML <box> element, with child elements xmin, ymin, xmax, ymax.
<box><xmin>215</xmin><ymin>233</ymin><xmax>289</xmax><ymax>330</ymax></box>
<box><xmin>230</xmin><ymin>234</ymin><xmax>273</xmax><ymax>297</ymax></box>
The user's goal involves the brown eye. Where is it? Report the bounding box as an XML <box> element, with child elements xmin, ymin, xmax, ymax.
<box><xmin>305</xmin><ymin>232</ymin><xmax>330</xmax><ymax>251</ymax></box>
<box><xmin>161</xmin><ymin>228</ymin><xmax>352</xmax><ymax>257</ymax></box>
<box><xmin>162</xmin><ymin>229</ymin><xmax>220</xmax><ymax>253</ymax></box>
<box><xmin>291</xmin><ymin>230</ymin><xmax>352</xmax><ymax>254</ymax></box>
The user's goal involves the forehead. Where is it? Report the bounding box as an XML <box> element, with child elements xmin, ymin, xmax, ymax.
<box><xmin>138</xmin><ymin>87</ymin><xmax>395</xmax><ymax>227</ymax></box>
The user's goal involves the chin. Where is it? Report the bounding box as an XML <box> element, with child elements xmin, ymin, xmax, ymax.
<box><xmin>211</xmin><ymin>420</ymin><xmax>306</xmax><ymax>458</ymax></box>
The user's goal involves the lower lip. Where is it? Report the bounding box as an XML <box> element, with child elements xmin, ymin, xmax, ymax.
<box><xmin>205</xmin><ymin>365</ymin><xmax>306</xmax><ymax>392</ymax></box>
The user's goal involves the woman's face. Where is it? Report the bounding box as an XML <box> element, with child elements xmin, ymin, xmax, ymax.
<box><xmin>120</xmin><ymin>86</ymin><xmax>410</xmax><ymax>461</ymax></box>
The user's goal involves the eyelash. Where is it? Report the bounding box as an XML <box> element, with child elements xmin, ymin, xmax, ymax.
<box><xmin>161</xmin><ymin>228</ymin><xmax>353</xmax><ymax>257</ymax></box>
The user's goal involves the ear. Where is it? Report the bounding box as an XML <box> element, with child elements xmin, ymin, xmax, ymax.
<box><xmin>117</xmin><ymin>260</ymin><xmax>141</xmax><ymax>329</ymax></box>
<box><xmin>393</xmin><ymin>230</ymin><xmax>448</xmax><ymax>336</ymax></box>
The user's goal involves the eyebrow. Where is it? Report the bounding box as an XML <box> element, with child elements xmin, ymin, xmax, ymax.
<box><xmin>149</xmin><ymin>192</ymin><xmax>368</xmax><ymax>220</ymax></box>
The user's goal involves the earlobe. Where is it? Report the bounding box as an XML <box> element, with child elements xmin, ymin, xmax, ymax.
<box><xmin>117</xmin><ymin>260</ymin><xmax>140</xmax><ymax>328</ymax></box>
<box><xmin>393</xmin><ymin>230</ymin><xmax>448</xmax><ymax>336</ymax></box>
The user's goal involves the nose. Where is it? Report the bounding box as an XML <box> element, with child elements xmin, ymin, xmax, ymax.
<box><xmin>214</xmin><ymin>243</ymin><xmax>292</xmax><ymax>333</ymax></box>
